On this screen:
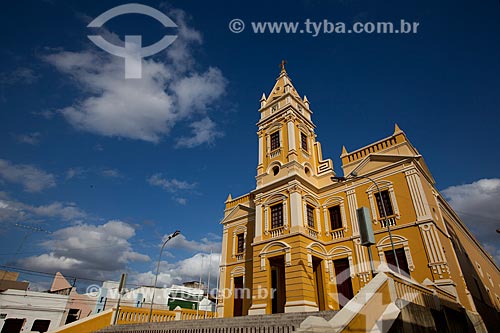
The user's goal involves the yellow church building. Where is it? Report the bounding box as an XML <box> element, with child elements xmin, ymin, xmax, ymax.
<box><xmin>217</xmin><ymin>64</ymin><xmax>500</xmax><ymax>329</ymax></box>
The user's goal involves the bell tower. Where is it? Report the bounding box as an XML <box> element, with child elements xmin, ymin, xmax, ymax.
<box><xmin>248</xmin><ymin>63</ymin><xmax>337</xmax><ymax>315</ymax></box>
<box><xmin>255</xmin><ymin>61</ymin><xmax>334</xmax><ymax>189</ymax></box>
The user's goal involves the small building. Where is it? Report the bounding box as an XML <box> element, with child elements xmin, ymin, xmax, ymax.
<box><xmin>49</xmin><ymin>272</ymin><xmax>93</xmax><ymax>324</ymax></box>
<box><xmin>91</xmin><ymin>280</ymin><xmax>215</xmax><ymax>314</ymax></box>
<box><xmin>0</xmin><ymin>271</ymin><xmax>93</xmax><ymax>333</ymax></box>
<box><xmin>92</xmin><ymin>282</ymin><xmax>167</xmax><ymax>314</ymax></box>
<box><xmin>168</xmin><ymin>284</ymin><xmax>203</xmax><ymax>310</ymax></box>
<box><xmin>0</xmin><ymin>284</ymin><xmax>68</xmax><ymax>333</ymax></box>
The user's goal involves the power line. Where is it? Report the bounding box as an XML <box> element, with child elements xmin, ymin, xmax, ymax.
<box><xmin>14</xmin><ymin>223</ymin><xmax>52</xmax><ymax>234</ymax></box>
<box><xmin>0</xmin><ymin>265</ymin><xmax>106</xmax><ymax>284</ymax></box>
<box><xmin>0</xmin><ymin>264</ymin><xmax>146</xmax><ymax>288</ymax></box>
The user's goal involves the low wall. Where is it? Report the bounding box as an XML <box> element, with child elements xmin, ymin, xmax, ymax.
<box><xmin>49</xmin><ymin>306</ymin><xmax>215</xmax><ymax>333</ymax></box>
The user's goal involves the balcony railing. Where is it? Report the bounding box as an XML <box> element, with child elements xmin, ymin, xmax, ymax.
<box><xmin>331</xmin><ymin>228</ymin><xmax>344</xmax><ymax>239</ymax></box>
<box><xmin>235</xmin><ymin>253</ymin><xmax>244</xmax><ymax>261</ymax></box>
<box><xmin>307</xmin><ymin>227</ymin><xmax>318</xmax><ymax>239</ymax></box>
<box><xmin>269</xmin><ymin>148</ymin><xmax>282</xmax><ymax>158</ymax></box>
<box><xmin>270</xmin><ymin>226</ymin><xmax>285</xmax><ymax>238</ymax></box>
<box><xmin>379</xmin><ymin>216</ymin><xmax>396</xmax><ymax>228</ymax></box>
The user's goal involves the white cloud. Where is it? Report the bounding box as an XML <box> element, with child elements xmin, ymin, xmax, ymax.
<box><xmin>14</xmin><ymin>132</ymin><xmax>41</xmax><ymax>145</ymax></box>
<box><xmin>175</xmin><ymin>252</ymin><xmax>221</xmax><ymax>282</ymax></box>
<box><xmin>100</xmin><ymin>168</ymin><xmax>122</xmax><ymax>178</ymax></box>
<box><xmin>0</xmin><ymin>195</ymin><xmax>86</xmax><ymax>222</ymax></box>
<box><xmin>94</xmin><ymin>144</ymin><xmax>104</xmax><ymax>152</ymax></box>
<box><xmin>44</xmin><ymin>9</ymin><xmax>226</xmax><ymax>147</ymax></box>
<box><xmin>176</xmin><ymin>117</ymin><xmax>223</xmax><ymax>148</ymax></box>
<box><xmin>65</xmin><ymin>167</ymin><xmax>86</xmax><ymax>180</ymax></box>
<box><xmin>163</xmin><ymin>9</ymin><xmax>202</xmax><ymax>72</ymax></box>
<box><xmin>16</xmin><ymin>224</ymin><xmax>221</xmax><ymax>289</ymax></box>
<box><xmin>442</xmin><ymin>178</ymin><xmax>500</xmax><ymax>265</ymax></box>
<box><xmin>65</xmin><ymin>167</ymin><xmax>123</xmax><ymax>180</ymax></box>
<box><xmin>31</xmin><ymin>202</ymin><xmax>86</xmax><ymax>221</ymax></box>
<box><xmin>18</xmin><ymin>220</ymin><xmax>150</xmax><ymax>281</ymax></box>
<box><xmin>164</xmin><ymin>233</ymin><xmax>220</xmax><ymax>253</ymax></box>
<box><xmin>33</xmin><ymin>110</ymin><xmax>56</xmax><ymax>119</ymax></box>
<box><xmin>0</xmin><ymin>159</ymin><xmax>56</xmax><ymax>192</ymax></box>
<box><xmin>0</xmin><ymin>67</ymin><xmax>40</xmax><ymax>86</ymax></box>
<box><xmin>174</xmin><ymin>197</ymin><xmax>188</xmax><ymax>205</ymax></box>
<box><xmin>172</xmin><ymin>70</ymin><xmax>226</xmax><ymax>115</ymax></box>
<box><xmin>128</xmin><ymin>232</ymin><xmax>221</xmax><ymax>287</ymax></box>
<box><xmin>147</xmin><ymin>173</ymin><xmax>196</xmax><ymax>192</ymax></box>
<box><xmin>130</xmin><ymin>252</ymin><xmax>221</xmax><ymax>289</ymax></box>
<box><xmin>131</xmin><ymin>271</ymin><xmax>179</xmax><ymax>288</ymax></box>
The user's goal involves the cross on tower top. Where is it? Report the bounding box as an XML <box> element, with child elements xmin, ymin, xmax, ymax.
<box><xmin>279</xmin><ymin>60</ymin><xmax>287</xmax><ymax>72</ymax></box>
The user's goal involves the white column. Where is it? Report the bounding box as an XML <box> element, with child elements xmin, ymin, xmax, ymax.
<box><xmin>303</xmin><ymin>200</ymin><xmax>308</xmax><ymax>227</ymax></box>
<box><xmin>221</xmin><ymin>228</ymin><xmax>229</xmax><ymax>265</ymax></box>
<box><xmin>287</xmin><ymin>120</ymin><xmax>296</xmax><ymax>151</ymax></box>
<box><xmin>258</xmin><ymin>134</ymin><xmax>263</xmax><ymax>165</ymax></box>
<box><xmin>289</xmin><ymin>189</ymin><xmax>302</xmax><ymax>229</ymax></box>
<box><xmin>255</xmin><ymin>201</ymin><xmax>262</xmax><ymax>239</ymax></box>
<box><xmin>232</xmin><ymin>231</ymin><xmax>236</xmax><ymax>258</ymax></box>
<box><xmin>323</xmin><ymin>207</ymin><xmax>329</xmax><ymax>234</ymax></box>
<box><xmin>347</xmin><ymin>189</ymin><xmax>359</xmax><ymax>235</ymax></box>
<box><xmin>316</xmin><ymin>207</ymin><xmax>322</xmax><ymax>233</ymax></box>
<box><xmin>405</xmin><ymin>169</ymin><xmax>431</xmax><ymax>221</ymax></box>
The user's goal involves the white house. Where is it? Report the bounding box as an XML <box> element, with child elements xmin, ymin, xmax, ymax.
<box><xmin>0</xmin><ymin>289</ymin><xmax>69</xmax><ymax>333</ymax></box>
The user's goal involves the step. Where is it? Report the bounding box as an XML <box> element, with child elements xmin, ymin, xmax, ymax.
<box><xmin>96</xmin><ymin>311</ymin><xmax>338</xmax><ymax>333</ymax></box>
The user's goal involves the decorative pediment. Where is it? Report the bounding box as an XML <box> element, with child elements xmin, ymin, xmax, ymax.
<box><xmin>350</xmin><ymin>154</ymin><xmax>413</xmax><ymax>176</ymax></box>
<box><xmin>220</xmin><ymin>204</ymin><xmax>255</xmax><ymax>225</ymax></box>
<box><xmin>260</xmin><ymin>240</ymin><xmax>291</xmax><ymax>255</ymax></box>
<box><xmin>347</xmin><ymin>153</ymin><xmax>434</xmax><ymax>184</ymax></box>
<box><xmin>306</xmin><ymin>242</ymin><xmax>328</xmax><ymax>255</ymax></box>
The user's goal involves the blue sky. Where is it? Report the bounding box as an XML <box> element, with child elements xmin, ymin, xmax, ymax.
<box><xmin>0</xmin><ymin>0</ymin><xmax>499</xmax><ymax>291</ymax></box>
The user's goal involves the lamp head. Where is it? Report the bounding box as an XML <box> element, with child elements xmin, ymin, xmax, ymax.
<box><xmin>171</xmin><ymin>230</ymin><xmax>181</xmax><ymax>238</ymax></box>
<box><xmin>331</xmin><ymin>176</ymin><xmax>347</xmax><ymax>182</ymax></box>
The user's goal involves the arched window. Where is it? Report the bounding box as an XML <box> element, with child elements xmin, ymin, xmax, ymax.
<box><xmin>376</xmin><ymin>235</ymin><xmax>414</xmax><ymax>276</ymax></box>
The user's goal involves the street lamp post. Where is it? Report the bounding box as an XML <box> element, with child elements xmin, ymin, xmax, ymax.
<box><xmin>148</xmin><ymin>230</ymin><xmax>181</xmax><ymax>322</ymax></box>
<box><xmin>332</xmin><ymin>172</ymin><xmax>401</xmax><ymax>275</ymax></box>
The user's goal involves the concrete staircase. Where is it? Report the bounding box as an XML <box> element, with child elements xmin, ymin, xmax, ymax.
<box><xmin>96</xmin><ymin>311</ymin><xmax>338</xmax><ymax>333</ymax></box>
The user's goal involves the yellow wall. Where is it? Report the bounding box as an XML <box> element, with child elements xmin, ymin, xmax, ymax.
<box><xmin>51</xmin><ymin>309</ymin><xmax>113</xmax><ymax>333</ymax></box>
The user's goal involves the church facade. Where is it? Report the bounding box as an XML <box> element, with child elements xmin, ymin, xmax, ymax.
<box><xmin>217</xmin><ymin>65</ymin><xmax>500</xmax><ymax>328</ymax></box>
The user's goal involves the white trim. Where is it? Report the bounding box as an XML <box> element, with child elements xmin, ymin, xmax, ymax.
<box><xmin>418</xmin><ymin>223</ymin><xmax>449</xmax><ymax>278</ymax></box>
<box><xmin>287</xmin><ymin>120</ymin><xmax>296</xmax><ymax>151</ymax></box>
<box><xmin>354</xmin><ymin>238</ymin><xmax>369</xmax><ymax>282</ymax></box>
<box><xmin>405</xmin><ymin>169</ymin><xmax>431</xmax><ymax>220</ymax></box>
<box><xmin>376</xmin><ymin>235</ymin><xmax>415</xmax><ymax>272</ymax></box>
<box><xmin>347</xmin><ymin>189</ymin><xmax>359</xmax><ymax>235</ymax></box>
<box><xmin>366</xmin><ymin>181</ymin><xmax>400</xmax><ymax>222</ymax></box>
<box><xmin>259</xmin><ymin>241</ymin><xmax>292</xmax><ymax>270</ymax></box>
<box><xmin>329</xmin><ymin>245</ymin><xmax>355</xmax><ymax>280</ymax></box>
<box><xmin>324</xmin><ymin>196</ymin><xmax>348</xmax><ymax>232</ymax></box>
<box><xmin>258</xmin><ymin>134</ymin><xmax>263</xmax><ymax>165</ymax></box>
<box><xmin>255</xmin><ymin>201</ymin><xmax>263</xmax><ymax>238</ymax></box>
<box><xmin>230</xmin><ymin>266</ymin><xmax>245</xmax><ymax>276</ymax></box>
